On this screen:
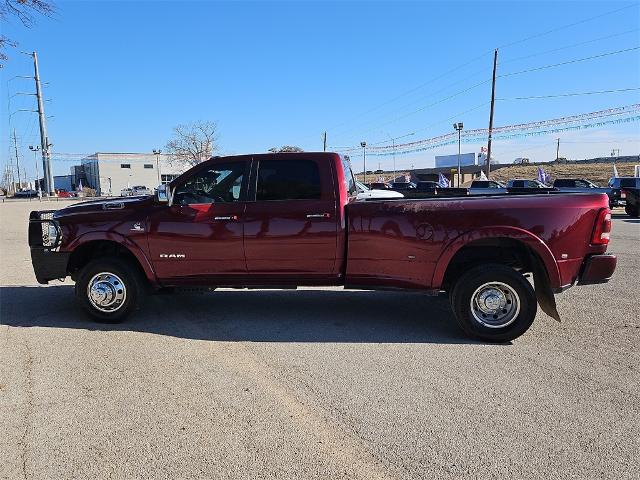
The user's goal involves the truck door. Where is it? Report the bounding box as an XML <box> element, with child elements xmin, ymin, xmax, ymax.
<box><xmin>243</xmin><ymin>156</ymin><xmax>338</xmax><ymax>279</ymax></box>
<box><xmin>147</xmin><ymin>160</ymin><xmax>249</xmax><ymax>283</ymax></box>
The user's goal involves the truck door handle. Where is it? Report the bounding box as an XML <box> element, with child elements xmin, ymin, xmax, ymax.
<box><xmin>213</xmin><ymin>215</ymin><xmax>238</xmax><ymax>221</ymax></box>
<box><xmin>306</xmin><ymin>213</ymin><xmax>331</xmax><ymax>219</ymax></box>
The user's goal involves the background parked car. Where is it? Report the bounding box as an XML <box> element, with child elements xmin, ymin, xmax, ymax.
<box><xmin>56</xmin><ymin>188</ymin><xmax>75</xmax><ymax>198</ymax></box>
<box><xmin>506</xmin><ymin>179</ymin><xmax>549</xmax><ymax>188</ymax></box>
<box><xmin>552</xmin><ymin>178</ymin><xmax>614</xmax><ymax>207</ymax></box>
<box><xmin>13</xmin><ymin>189</ymin><xmax>39</xmax><ymax>198</ymax></box>
<box><xmin>121</xmin><ymin>185</ymin><xmax>152</xmax><ymax>196</ymax></box>
<box><xmin>469</xmin><ymin>180</ymin><xmax>507</xmax><ymax>195</ymax></box>
<box><xmin>368</xmin><ymin>182</ymin><xmax>392</xmax><ymax>190</ymax></box>
<box><xmin>622</xmin><ymin>187</ymin><xmax>639</xmax><ymax>217</ymax></box>
<box><xmin>608</xmin><ymin>177</ymin><xmax>640</xmax><ymax>208</ymax></box>
<box><xmin>355</xmin><ymin>181</ymin><xmax>404</xmax><ymax>200</ymax></box>
<box><xmin>390</xmin><ymin>181</ymin><xmax>417</xmax><ymax>191</ymax></box>
<box><xmin>415</xmin><ymin>181</ymin><xmax>439</xmax><ymax>191</ymax></box>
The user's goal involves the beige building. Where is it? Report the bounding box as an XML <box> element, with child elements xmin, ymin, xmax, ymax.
<box><xmin>81</xmin><ymin>152</ymin><xmax>186</xmax><ymax>196</ymax></box>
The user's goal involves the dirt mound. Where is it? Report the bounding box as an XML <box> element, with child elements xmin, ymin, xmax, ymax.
<box><xmin>489</xmin><ymin>161</ymin><xmax>638</xmax><ymax>186</ymax></box>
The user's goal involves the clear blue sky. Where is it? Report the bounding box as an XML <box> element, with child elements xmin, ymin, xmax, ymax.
<box><xmin>2</xmin><ymin>0</ymin><xmax>639</xmax><ymax>178</ymax></box>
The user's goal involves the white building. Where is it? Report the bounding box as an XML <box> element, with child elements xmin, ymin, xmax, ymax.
<box><xmin>81</xmin><ymin>152</ymin><xmax>185</xmax><ymax>196</ymax></box>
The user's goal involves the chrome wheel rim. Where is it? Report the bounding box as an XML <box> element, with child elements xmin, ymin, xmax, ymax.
<box><xmin>87</xmin><ymin>272</ymin><xmax>127</xmax><ymax>313</ymax></box>
<box><xmin>470</xmin><ymin>281</ymin><xmax>520</xmax><ymax>328</ymax></box>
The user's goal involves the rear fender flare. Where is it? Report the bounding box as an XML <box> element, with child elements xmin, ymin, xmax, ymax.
<box><xmin>65</xmin><ymin>232</ymin><xmax>158</xmax><ymax>284</ymax></box>
<box><xmin>432</xmin><ymin>226</ymin><xmax>561</xmax><ymax>290</ymax></box>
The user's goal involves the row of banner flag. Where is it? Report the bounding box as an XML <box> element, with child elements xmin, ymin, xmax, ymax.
<box><xmin>336</xmin><ymin>104</ymin><xmax>640</xmax><ymax>157</ymax></box>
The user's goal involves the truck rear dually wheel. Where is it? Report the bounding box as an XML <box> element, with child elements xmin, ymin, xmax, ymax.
<box><xmin>450</xmin><ymin>264</ymin><xmax>537</xmax><ymax>342</ymax></box>
<box><xmin>75</xmin><ymin>257</ymin><xmax>145</xmax><ymax>323</ymax></box>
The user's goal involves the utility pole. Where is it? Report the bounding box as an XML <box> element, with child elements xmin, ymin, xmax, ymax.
<box><xmin>386</xmin><ymin>132</ymin><xmax>414</xmax><ymax>182</ymax></box>
<box><xmin>2</xmin><ymin>166</ymin><xmax>12</xmax><ymax>195</ymax></box>
<box><xmin>12</xmin><ymin>129</ymin><xmax>22</xmax><ymax>189</ymax></box>
<box><xmin>360</xmin><ymin>141</ymin><xmax>367</xmax><ymax>184</ymax></box>
<box><xmin>556</xmin><ymin>138</ymin><xmax>560</xmax><ymax>161</ymax></box>
<box><xmin>392</xmin><ymin>137</ymin><xmax>396</xmax><ymax>181</ymax></box>
<box><xmin>31</xmin><ymin>51</ymin><xmax>54</xmax><ymax>195</ymax></box>
<box><xmin>323</xmin><ymin>131</ymin><xmax>327</xmax><ymax>152</ymax></box>
<box><xmin>153</xmin><ymin>149</ymin><xmax>162</xmax><ymax>184</ymax></box>
<box><xmin>486</xmin><ymin>48</ymin><xmax>498</xmax><ymax>178</ymax></box>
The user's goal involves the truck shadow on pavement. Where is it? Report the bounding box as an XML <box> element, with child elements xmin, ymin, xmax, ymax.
<box><xmin>0</xmin><ymin>285</ymin><xmax>485</xmax><ymax>344</ymax></box>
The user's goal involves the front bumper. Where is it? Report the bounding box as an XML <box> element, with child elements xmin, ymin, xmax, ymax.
<box><xmin>30</xmin><ymin>248</ymin><xmax>71</xmax><ymax>284</ymax></box>
<box><xmin>577</xmin><ymin>254</ymin><xmax>617</xmax><ymax>286</ymax></box>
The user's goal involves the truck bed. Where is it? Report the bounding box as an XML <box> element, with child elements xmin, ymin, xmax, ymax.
<box><xmin>345</xmin><ymin>192</ymin><xmax>610</xmax><ymax>290</ymax></box>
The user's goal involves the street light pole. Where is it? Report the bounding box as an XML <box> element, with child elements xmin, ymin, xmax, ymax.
<box><xmin>453</xmin><ymin>122</ymin><xmax>464</xmax><ymax>187</ymax></box>
<box><xmin>360</xmin><ymin>141</ymin><xmax>367</xmax><ymax>184</ymax></box>
<box><xmin>153</xmin><ymin>149</ymin><xmax>162</xmax><ymax>184</ymax></box>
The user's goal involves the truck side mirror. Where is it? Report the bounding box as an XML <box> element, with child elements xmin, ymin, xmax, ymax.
<box><xmin>157</xmin><ymin>184</ymin><xmax>170</xmax><ymax>204</ymax></box>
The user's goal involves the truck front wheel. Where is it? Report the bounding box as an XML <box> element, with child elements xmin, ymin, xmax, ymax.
<box><xmin>450</xmin><ymin>264</ymin><xmax>537</xmax><ymax>342</ymax></box>
<box><xmin>75</xmin><ymin>257</ymin><xmax>145</xmax><ymax>323</ymax></box>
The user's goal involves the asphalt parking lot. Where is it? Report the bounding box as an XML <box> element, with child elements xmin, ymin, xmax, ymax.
<box><xmin>1</xmin><ymin>199</ymin><xmax>639</xmax><ymax>479</ymax></box>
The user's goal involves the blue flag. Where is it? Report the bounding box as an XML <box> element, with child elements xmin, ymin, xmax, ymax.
<box><xmin>537</xmin><ymin>167</ymin><xmax>549</xmax><ymax>185</ymax></box>
<box><xmin>438</xmin><ymin>173</ymin><xmax>450</xmax><ymax>188</ymax></box>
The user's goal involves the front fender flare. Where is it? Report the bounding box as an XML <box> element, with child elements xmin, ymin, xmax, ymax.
<box><xmin>64</xmin><ymin>231</ymin><xmax>158</xmax><ymax>284</ymax></box>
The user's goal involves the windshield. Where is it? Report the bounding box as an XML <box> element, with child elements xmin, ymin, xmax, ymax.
<box><xmin>355</xmin><ymin>181</ymin><xmax>370</xmax><ymax>192</ymax></box>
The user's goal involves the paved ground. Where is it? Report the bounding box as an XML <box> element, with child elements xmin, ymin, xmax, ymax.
<box><xmin>1</xmin><ymin>199</ymin><xmax>639</xmax><ymax>479</ymax></box>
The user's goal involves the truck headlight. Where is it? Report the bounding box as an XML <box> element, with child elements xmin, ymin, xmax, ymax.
<box><xmin>43</xmin><ymin>222</ymin><xmax>60</xmax><ymax>247</ymax></box>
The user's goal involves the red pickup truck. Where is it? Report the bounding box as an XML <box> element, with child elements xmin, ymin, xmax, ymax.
<box><xmin>28</xmin><ymin>152</ymin><xmax>616</xmax><ymax>342</ymax></box>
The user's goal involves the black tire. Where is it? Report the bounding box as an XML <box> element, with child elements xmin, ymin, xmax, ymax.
<box><xmin>625</xmin><ymin>204</ymin><xmax>639</xmax><ymax>217</ymax></box>
<box><xmin>75</xmin><ymin>256</ymin><xmax>146</xmax><ymax>323</ymax></box>
<box><xmin>450</xmin><ymin>264</ymin><xmax>537</xmax><ymax>342</ymax></box>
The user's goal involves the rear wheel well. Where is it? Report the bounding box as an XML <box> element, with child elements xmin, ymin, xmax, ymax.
<box><xmin>67</xmin><ymin>240</ymin><xmax>147</xmax><ymax>283</ymax></box>
<box><xmin>442</xmin><ymin>238</ymin><xmax>545</xmax><ymax>291</ymax></box>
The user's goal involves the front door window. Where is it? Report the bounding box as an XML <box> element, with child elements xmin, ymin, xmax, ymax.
<box><xmin>174</xmin><ymin>162</ymin><xmax>245</xmax><ymax>205</ymax></box>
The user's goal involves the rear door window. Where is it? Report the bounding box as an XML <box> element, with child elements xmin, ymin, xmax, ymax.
<box><xmin>256</xmin><ymin>160</ymin><xmax>321</xmax><ymax>201</ymax></box>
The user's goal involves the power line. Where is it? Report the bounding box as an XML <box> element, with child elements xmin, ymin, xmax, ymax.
<box><xmin>333</xmin><ymin>79</ymin><xmax>492</xmax><ymax>144</ymax></box>
<box><xmin>328</xmin><ymin>72</ymin><xmax>492</xmax><ymax>142</ymax></box>
<box><xmin>498</xmin><ymin>87</ymin><xmax>640</xmax><ymax>101</ymax></box>
<box><xmin>500</xmin><ymin>28</ymin><xmax>640</xmax><ymax>65</ymax></box>
<box><xmin>499</xmin><ymin>46</ymin><xmax>640</xmax><ymax>78</ymax></box>
<box><xmin>311</xmin><ymin>4</ymin><xmax>638</xmax><ymax>143</ymax></box>
<box><xmin>318</xmin><ymin>52</ymin><xmax>493</xmax><ymax>137</ymax></box>
<box><xmin>497</xmin><ymin>3</ymin><xmax>638</xmax><ymax>50</ymax></box>
<box><xmin>331</xmin><ymin>45</ymin><xmax>639</xmax><ymax>146</ymax></box>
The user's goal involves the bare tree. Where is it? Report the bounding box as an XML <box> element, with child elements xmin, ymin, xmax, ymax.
<box><xmin>0</xmin><ymin>0</ymin><xmax>56</xmax><ymax>66</ymax></box>
<box><xmin>165</xmin><ymin>120</ymin><xmax>220</xmax><ymax>168</ymax></box>
<box><xmin>268</xmin><ymin>145</ymin><xmax>304</xmax><ymax>153</ymax></box>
